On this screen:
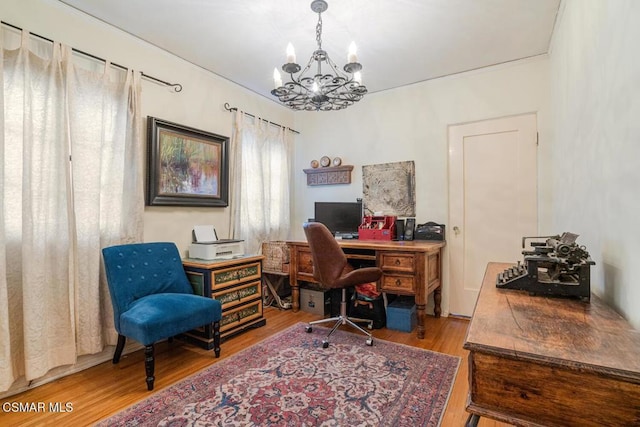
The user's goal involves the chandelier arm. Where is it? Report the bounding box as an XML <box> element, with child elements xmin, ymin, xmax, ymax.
<box><xmin>325</xmin><ymin>91</ymin><xmax>364</xmax><ymax>102</ymax></box>
<box><xmin>283</xmin><ymin>86</ymin><xmax>312</xmax><ymax>101</ymax></box>
<box><xmin>291</xmin><ymin>56</ymin><xmax>316</xmax><ymax>86</ymax></box>
<box><xmin>319</xmin><ymin>83</ymin><xmax>348</xmax><ymax>97</ymax></box>
<box><xmin>322</xmin><ymin>54</ymin><xmax>354</xmax><ymax>83</ymax></box>
<box><xmin>317</xmin><ymin>76</ymin><xmax>366</xmax><ymax>98</ymax></box>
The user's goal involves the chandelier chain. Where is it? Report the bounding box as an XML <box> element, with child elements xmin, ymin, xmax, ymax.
<box><xmin>316</xmin><ymin>12</ymin><xmax>323</xmax><ymax>50</ymax></box>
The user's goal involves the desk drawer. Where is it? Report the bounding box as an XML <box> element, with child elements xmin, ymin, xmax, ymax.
<box><xmin>298</xmin><ymin>250</ymin><xmax>315</xmax><ymax>275</ymax></box>
<box><xmin>379</xmin><ymin>252</ymin><xmax>415</xmax><ymax>273</ymax></box>
<box><xmin>381</xmin><ymin>273</ymin><xmax>415</xmax><ymax>293</ymax></box>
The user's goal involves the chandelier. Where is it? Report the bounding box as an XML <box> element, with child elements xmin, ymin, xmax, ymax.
<box><xmin>271</xmin><ymin>0</ymin><xmax>367</xmax><ymax>111</ymax></box>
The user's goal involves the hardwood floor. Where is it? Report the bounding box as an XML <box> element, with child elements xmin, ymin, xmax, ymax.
<box><xmin>0</xmin><ymin>307</ymin><xmax>511</xmax><ymax>426</ymax></box>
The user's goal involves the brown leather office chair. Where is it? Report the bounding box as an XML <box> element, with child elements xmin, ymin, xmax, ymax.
<box><xmin>303</xmin><ymin>222</ymin><xmax>382</xmax><ymax>348</ymax></box>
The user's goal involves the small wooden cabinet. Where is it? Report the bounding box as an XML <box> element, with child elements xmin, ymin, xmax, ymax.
<box><xmin>181</xmin><ymin>255</ymin><xmax>266</xmax><ymax>348</ymax></box>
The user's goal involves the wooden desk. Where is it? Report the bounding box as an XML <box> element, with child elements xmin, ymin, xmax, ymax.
<box><xmin>464</xmin><ymin>262</ymin><xmax>640</xmax><ymax>427</ymax></box>
<box><xmin>288</xmin><ymin>239</ymin><xmax>445</xmax><ymax>339</ymax></box>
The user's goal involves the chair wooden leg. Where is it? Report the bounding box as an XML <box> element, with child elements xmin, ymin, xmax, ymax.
<box><xmin>113</xmin><ymin>335</ymin><xmax>126</xmax><ymax>364</ymax></box>
<box><xmin>213</xmin><ymin>320</ymin><xmax>221</xmax><ymax>358</ymax></box>
<box><xmin>145</xmin><ymin>344</ymin><xmax>155</xmax><ymax>391</ymax></box>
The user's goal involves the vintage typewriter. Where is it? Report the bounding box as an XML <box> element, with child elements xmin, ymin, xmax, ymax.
<box><xmin>496</xmin><ymin>232</ymin><xmax>594</xmax><ymax>301</ymax></box>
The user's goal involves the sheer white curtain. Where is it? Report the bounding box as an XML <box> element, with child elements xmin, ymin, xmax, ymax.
<box><xmin>0</xmin><ymin>28</ymin><xmax>143</xmax><ymax>392</ymax></box>
<box><xmin>68</xmin><ymin>58</ymin><xmax>143</xmax><ymax>354</ymax></box>
<box><xmin>230</xmin><ymin>111</ymin><xmax>293</xmax><ymax>254</ymax></box>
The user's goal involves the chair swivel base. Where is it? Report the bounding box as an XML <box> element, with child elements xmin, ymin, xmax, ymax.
<box><xmin>305</xmin><ymin>315</ymin><xmax>374</xmax><ymax>348</ymax></box>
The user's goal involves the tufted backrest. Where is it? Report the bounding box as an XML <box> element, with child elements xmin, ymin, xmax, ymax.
<box><xmin>102</xmin><ymin>242</ymin><xmax>193</xmax><ymax>331</ymax></box>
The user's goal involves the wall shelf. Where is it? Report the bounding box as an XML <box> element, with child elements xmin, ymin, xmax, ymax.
<box><xmin>303</xmin><ymin>165</ymin><xmax>354</xmax><ymax>186</ymax></box>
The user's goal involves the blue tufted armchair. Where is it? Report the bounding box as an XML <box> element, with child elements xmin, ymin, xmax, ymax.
<box><xmin>102</xmin><ymin>242</ymin><xmax>222</xmax><ymax>390</ymax></box>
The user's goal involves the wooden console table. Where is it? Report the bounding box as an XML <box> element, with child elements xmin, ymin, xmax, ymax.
<box><xmin>288</xmin><ymin>239</ymin><xmax>445</xmax><ymax>339</ymax></box>
<box><xmin>464</xmin><ymin>262</ymin><xmax>640</xmax><ymax>427</ymax></box>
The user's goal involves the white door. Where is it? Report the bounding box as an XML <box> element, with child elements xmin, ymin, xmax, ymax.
<box><xmin>448</xmin><ymin>114</ymin><xmax>538</xmax><ymax>317</ymax></box>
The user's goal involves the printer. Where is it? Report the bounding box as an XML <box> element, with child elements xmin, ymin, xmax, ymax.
<box><xmin>188</xmin><ymin>225</ymin><xmax>244</xmax><ymax>260</ymax></box>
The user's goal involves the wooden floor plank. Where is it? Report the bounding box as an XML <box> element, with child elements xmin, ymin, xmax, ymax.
<box><xmin>0</xmin><ymin>307</ymin><xmax>511</xmax><ymax>426</ymax></box>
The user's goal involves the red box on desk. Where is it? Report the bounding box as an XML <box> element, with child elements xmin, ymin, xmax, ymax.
<box><xmin>358</xmin><ymin>216</ymin><xmax>397</xmax><ymax>240</ymax></box>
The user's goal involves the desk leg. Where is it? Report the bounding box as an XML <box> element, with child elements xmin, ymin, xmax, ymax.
<box><xmin>416</xmin><ymin>302</ymin><xmax>426</xmax><ymax>339</ymax></box>
<box><xmin>291</xmin><ymin>284</ymin><xmax>300</xmax><ymax>312</ymax></box>
<box><xmin>290</xmin><ymin>248</ymin><xmax>300</xmax><ymax>312</ymax></box>
<box><xmin>465</xmin><ymin>414</ymin><xmax>480</xmax><ymax>427</ymax></box>
<box><xmin>434</xmin><ymin>286</ymin><xmax>442</xmax><ymax>318</ymax></box>
<box><xmin>416</xmin><ymin>251</ymin><xmax>427</xmax><ymax>339</ymax></box>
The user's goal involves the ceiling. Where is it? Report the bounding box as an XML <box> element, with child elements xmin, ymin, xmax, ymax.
<box><xmin>59</xmin><ymin>0</ymin><xmax>561</xmax><ymax>103</ymax></box>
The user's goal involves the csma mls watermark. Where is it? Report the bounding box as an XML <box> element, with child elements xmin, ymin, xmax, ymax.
<box><xmin>2</xmin><ymin>401</ymin><xmax>74</xmax><ymax>413</ymax></box>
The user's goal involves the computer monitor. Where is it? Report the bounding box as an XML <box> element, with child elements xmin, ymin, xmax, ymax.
<box><xmin>314</xmin><ymin>202</ymin><xmax>363</xmax><ymax>236</ymax></box>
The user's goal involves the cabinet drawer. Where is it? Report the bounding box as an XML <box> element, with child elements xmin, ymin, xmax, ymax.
<box><xmin>220</xmin><ymin>299</ymin><xmax>263</xmax><ymax>333</ymax></box>
<box><xmin>213</xmin><ymin>280</ymin><xmax>262</xmax><ymax>310</ymax></box>
<box><xmin>381</xmin><ymin>273</ymin><xmax>415</xmax><ymax>293</ymax></box>
<box><xmin>379</xmin><ymin>252</ymin><xmax>415</xmax><ymax>273</ymax></box>
<box><xmin>211</xmin><ymin>261</ymin><xmax>262</xmax><ymax>290</ymax></box>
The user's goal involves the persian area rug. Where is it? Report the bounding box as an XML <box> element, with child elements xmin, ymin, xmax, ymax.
<box><xmin>99</xmin><ymin>323</ymin><xmax>460</xmax><ymax>427</ymax></box>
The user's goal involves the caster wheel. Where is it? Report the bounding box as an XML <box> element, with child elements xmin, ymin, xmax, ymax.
<box><xmin>367</xmin><ymin>323</ymin><xmax>373</xmax><ymax>330</ymax></box>
<box><xmin>305</xmin><ymin>326</ymin><xmax>312</xmax><ymax>333</ymax></box>
<box><xmin>366</xmin><ymin>338</ymin><xmax>373</xmax><ymax>346</ymax></box>
<box><xmin>322</xmin><ymin>340</ymin><xmax>329</xmax><ymax>349</ymax></box>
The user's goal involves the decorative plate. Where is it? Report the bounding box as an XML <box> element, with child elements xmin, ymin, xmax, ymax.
<box><xmin>332</xmin><ymin>157</ymin><xmax>342</xmax><ymax>166</ymax></box>
<box><xmin>310</xmin><ymin>159</ymin><xmax>319</xmax><ymax>168</ymax></box>
<box><xmin>320</xmin><ymin>156</ymin><xmax>331</xmax><ymax>167</ymax></box>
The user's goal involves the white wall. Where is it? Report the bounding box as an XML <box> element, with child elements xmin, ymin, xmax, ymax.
<box><xmin>1</xmin><ymin>0</ymin><xmax>295</xmax><ymax>257</ymax></box>
<box><xmin>292</xmin><ymin>57</ymin><xmax>552</xmax><ymax>316</ymax></box>
<box><xmin>549</xmin><ymin>0</ymin><xmax>640</xmax><ymax>328</ymax></box>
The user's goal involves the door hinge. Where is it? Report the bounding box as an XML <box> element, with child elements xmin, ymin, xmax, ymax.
<box><xmin>536</xmin><ymin>132</ymin><xmax>539</xmax><ymax>146</ymax></box>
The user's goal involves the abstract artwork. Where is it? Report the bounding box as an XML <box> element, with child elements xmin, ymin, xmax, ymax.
<box><xmin>362</xmin><ymin>160</ymin><xmax>416</xmax><ymax>216</ymax></box>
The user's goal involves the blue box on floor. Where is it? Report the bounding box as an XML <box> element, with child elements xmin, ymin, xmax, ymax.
<box><xmin>386</xmin><ymin>297</ymin><xmax>416</xmax><ymax>332</ymax></box>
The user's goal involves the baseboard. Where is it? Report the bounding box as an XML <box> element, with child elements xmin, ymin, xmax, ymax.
<box><xmin>0</xmin><ymin>341</ymin><xmax>142</xmax><ymax>399</ymax></box>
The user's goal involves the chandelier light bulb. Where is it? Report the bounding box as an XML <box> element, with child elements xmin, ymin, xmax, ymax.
<box><xmin>353</xmin><ymin>71</ymin><xmax>362</xmax><ymax>84</ymax></box>
<box><xmin>348</xmin><ymin>42</ymin><xmax>358</xmax><ymax>64</ymax></box>
<box><xmin>273</xmin><ymin>68</ymin><xmax>283</xmax><ymax>89</ymax></box>
<box><xmin>312</xmin><ymin>81</ymin><xmax>320</xmax><ymax>93</ymax></box>
<box><xmin>286</xmin><ymin>43</ymin><xmax>296</xmax><ymax>64</ymax></box>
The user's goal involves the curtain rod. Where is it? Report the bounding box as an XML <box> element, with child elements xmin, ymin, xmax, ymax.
<box><xmin>1</xmin><ymin>21</ymin><xmax>183</xmax><ymax>92</ymax></box>
<box><xmin>224</xmin><ymin>103</ymin><xmax>299</xmax><ymax>134</ymax></box>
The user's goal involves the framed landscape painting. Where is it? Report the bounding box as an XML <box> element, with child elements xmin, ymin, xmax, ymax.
<box><xmin>146</xmin><ymin>117</ymin><xmax>229</xmax><ymax>207</ymax></box>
